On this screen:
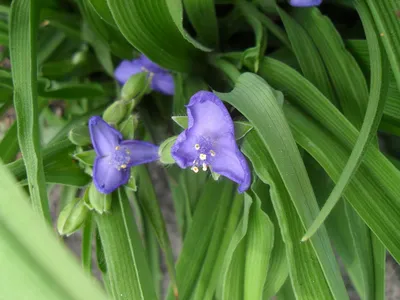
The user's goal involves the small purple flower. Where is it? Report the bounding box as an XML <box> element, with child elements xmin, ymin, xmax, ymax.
<box><xmin>290</xmin><ymin>0</ymin><xmax>322</xmax><ymax>6</ymax></box>
<box><xmin>114</xmin><ymin>54</ymin><xmax>174</xmax><ymax>96</ymax></box>
<box><xmin>89</xmin><ymin>116</ymin><xmax>159</xmax><ymax>194</ymax></box>
<box><xmin>171</xmin><ymin>91</ymin><xmax>251</xmax><ymax>193</ymax></box>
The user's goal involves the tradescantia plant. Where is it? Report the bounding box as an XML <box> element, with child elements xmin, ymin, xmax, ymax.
<box><xmin>1</xmin><ymin>0</ymin><xmax>400</xmax><ymax>299</ymax></box>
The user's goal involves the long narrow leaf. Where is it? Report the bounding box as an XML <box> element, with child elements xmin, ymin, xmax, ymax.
<box><xmin>9</xmin><ymin>0</ymin><xmax>50</xmax><ymax>221</ymax></box>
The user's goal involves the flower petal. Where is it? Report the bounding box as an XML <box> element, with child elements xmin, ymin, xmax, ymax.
<box><xmin>186</xmin><ymin>91</ymin><xmax>234</xmax><ymax>139</ymax></box>
<box><xmin>120</xmin><ymin>140</ymin><xmax>160</xmax><ymax>166</ymax></box>
<box><xmin>171</xmin><ymin>130</ymin><xmax>199</xmax><ymax>168</ymax></box>
<box><xmin>89</xmin><ymin>116</ymin><xmax>122</xmax><ymax>156</ymax></box>
<box><xmin>93</xmin><ymin>156</ymin><xmax>130</xmax><ymax>194</ymax></box>
<box><xmin>151</xmin><ymin>72</ymin><xmax>175</xmax><ymax>95</ymax></box>
<box><xmin>289</xmin><ymin>0</ymin><xmax>322</xmax><ymax>7</ymax></box>
<box><xmin>114</xmin><ymin>59</ymin><xmax>143</xmax><ymax>84</ymax></box>
<box><xmin>138</xmin><ymin>54</ymin><xmax>166</xmax><ymax>73</ymax></box>
<box><xmin>211</xmin><ymin>134</ymin><xmax>251</xmax><ymax>193</ymax></box>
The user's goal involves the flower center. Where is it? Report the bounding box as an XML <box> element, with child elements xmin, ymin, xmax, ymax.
<box><xmin>191</xmin><ymin>137</ymin><xmax>216</xmax><ymax>173</ymax></box>
<box><xmin>110</xmin><ymin>145</ymin><xmax>131</xmax><ymax>170</ymax></box>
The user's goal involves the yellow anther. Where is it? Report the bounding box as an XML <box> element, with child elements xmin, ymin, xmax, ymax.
<box><xmin>191</xmin><ymin>166</ymin><xmax>199</xmax><ymax>173</ymax></box>
<box><xmin>121</xmin><ymin>164</ymin><xmax>127</xmax><ymax>169</ymax></box>
<box><xmin>202</xmin><ymin>163</ymin><xmax>208</xmax><ymax>171</ymax></box>
<box><xmin>199</xmin><ymin>153</ymin><xmax>207</xmax><ymax>160</ymax></box>
<box><xmin>195</xmin><ymin>144</ymin><xmax>200</xmax><ymax>150</ymax></box>
<box><xmin>115</xmin><ymin>146</ymin><xmax>120</xmax><ymax>150</ymax></box>
<box><xmin>210</xmin><ymin>150</ymin><xmax>216</xmax><ymax>157</ymax></box>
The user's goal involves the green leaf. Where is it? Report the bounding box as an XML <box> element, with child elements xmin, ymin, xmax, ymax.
<box><xmin>365</xmin><ymin>0</ymin><xmax>400</xmax><ymax>91</ymax></box>
<box><xmin>74</xmin><ymin>150</ymin><xmax>96</xmax><ymax>166</ymax></box>
<box><xmin>277</xmin><ymin>6</ymin><xmax>336</xmax><ymax>104</ymax></box>
<box><xmin>238</xmin><ymin>1</ymin><xmax>267</xmax><ymax>73</ymax></box>
<box><xmin>166</xmin><ymin>180</ymin><xmax>234</xmax><ymax>300</ymax></box>
<box><xmin>106</xmin><ymin>0</ymin><xmax>205</xmax><ymax>72</ymax></box>
<box><xmin>222</xmin><ymin>192</ymin><xmax>274</xmax><ymax>300</ymax></box>
<box><xmin>0</xmin><ymin>161</ymin><xmax>107</xmax><ymax>300</ymax></box>
<box><xmin>302</xmin><ymin>0</ymin><xmax>389</xmax><ymax>242</ymax></box>
<box><xmin>96</xmin><ymin>189</ymin><xmax>158</xmax><ymax>300</ymax></box>
<box><xmin>216</xmin><ymin>73</ymin><xmax>347</xmax><ymax>299</ymax></box>
<box><xmin>87</xmin><ymin>0</ymin><xmax>116</xmax><ymax>27</ymax></box>
<box><xmin>294</xmin><ymin>7</ymin><xmax>369</xmax><ymax>128</ymax></box>
<box><xmin>77</xmin><ymin>0</ymin><xmax>133</xmax><ymax>59</ymax></box>
<box><xmin>183</xmin><ymin>0</ymin><xmax>219</xmax><ymax>48</ymax></box>
<box><xmin>191</xmin><ymin>189</ymin><xmax>243</xmax><ymax>300</ymax></box>
<box><xmin>135</xmin><ymin>165</ymin><xmax>178</xmax><ymax>295</ymax></box>
<box><xmin>256</xmin><ymin>182</ymin><xmax>288</xmax><ymax>299</ymax></box>
<box><xmin>259</xmin><ymin>57</ymin><xmax>400</xmax><ymax>263</ymax></box>
<box><xmin>242</xmin><ymin>131</ymin><xmax>334</xmax><ymax>299</ymax></box>
<box><xmin>81</xmin><ymin>213</ymin><xmax>94</xmax><ymax>275</ymax></box>
<box><xmin>8</xmin><ymin>139</ymin><xmax>91</xmax><ymax>187</ymax></box>
<box><xmin>9</xmin><ymin>0</ymin><xmax>50</xmax><ymax>221</ymax></box>
<box><xmin>0</xmin><ymin>122</ymin><xmax>19</xmax><ymax>163</ymax></box>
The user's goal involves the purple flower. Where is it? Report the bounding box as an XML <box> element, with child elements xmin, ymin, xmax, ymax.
<box><xmin>114</xmin><ymin>54</ymin><xmax>174</xmax><ymax>96</ymax></box>
<box><xmin>89</xmin><ymin>116</ymin><xmax>159</xmax><ymax>194</ymax></box>
<box><xmin>290</xmin><ymin>0</ymin><xmax>322</xmax><ymax>6</ymax></box>
<box><xmin>171</xmin><ymin>91</ymin><xmax>251</xmax><ymax>193</ymax></box>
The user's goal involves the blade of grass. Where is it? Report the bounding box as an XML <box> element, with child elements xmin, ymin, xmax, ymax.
<box><xmin>9</xmin><ymin>0</ymin><xmax>50</xmax><ymax>221</ymax></box>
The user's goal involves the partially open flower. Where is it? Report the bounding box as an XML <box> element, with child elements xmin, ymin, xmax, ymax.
<box><xmin>114</xmin><ymin>54</ymin><xmax>174</xmax><ymax>96</ymax></box>
<box><xmin>89</xmin><ymin>116</ymin><xmax>159</xmax><ymax>194</ymax></box>
<box><xmin>171</xmin><ymin>91</ymin><xmax>251</xmax><ymax>193</ymax></box>
<box><xmin>290</xmin><ymin>0</ymin><xmax>322</xmax><ymax>6</ymax></box>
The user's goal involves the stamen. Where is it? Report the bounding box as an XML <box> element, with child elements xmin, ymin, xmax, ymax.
<box><xmin>202</xmin><ymin>163</ymin><xmax>207</xmax><ymax>171</ymax></box>
<box><xmin>195</xmin><ymin>144</ymin><xmax>200</xmax><ymax>150</ymax></box>
<box><xmin>121</xmin><ymin>164</ymin><xmax>127</xmax><ymax>169</ymax></box>
<box><xmin>199</xmin><ymin>153</ymin><xmax>207</xmax><ymax>160</ymax></box>
<box><xmin>210</xmin><ymin>150</ymin><xmax>216</xmax><ymax>157</ymax></box>
<box><xmin>115</xmin><ymin>146</ymin><xmax>120</xmax><ymax>150</ymax></box>
<box><xmin>191</xmin><ymin>166</ymin><xmax>199</xmax><ymax>173</ymax></box>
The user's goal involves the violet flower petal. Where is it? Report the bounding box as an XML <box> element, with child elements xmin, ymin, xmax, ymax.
<box><xmin>138</xmin><ymin>54</ymin><xmax>166</xmax><ymax>74</ymax></box>
<box><xmin>151</xmin><ymin>72</ymin><xmax>175</xmax><ymax>95</ymax></box>
<box><xmin>114</xmin><ymin>59</ymin><xmax>143</xmax><ymax>84</ymax></box>
<box><xmin>120</xmin><ymin>140</ymin><xmax>160</xmax><ymax>166</ymax></box>
<box><xmin>290</xmin><ymin>0</ymin><xmax>322</xmax><ymax>6</ymax></box>
<box><xmin>210</xmin><ymin>134</ymin><xmax>251</xmax><ymax>193</ymax></box>
<box><xmin>170</xmin><ymin>130</ymin><xmax>199</xmax><ymax>168</ymax></box>
<box><xmin>93</xmin><ymin>156</ymin><xmax>130</xmax><ymax>194</ymax></box>
<box><xmin>89</xmin><ymin>116</ymin><xmax>122</xmax><ymax>156</ymax></box>
<box><xmin>186</xmin><ymin>91</ymin><xmax>234</xmax><ymax>138</ymax></box>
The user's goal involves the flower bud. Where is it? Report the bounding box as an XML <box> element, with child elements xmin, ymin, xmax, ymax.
<box><xmin>57</xmin><ymin>197</ymin><xmax>89</xmax><ymax>236</ymax></box>
<box><xmin>102</xmin><ymin>100</ymin><xmax>127</xmax><ymax>125</ymax></box>
<box><xmin>158</xmin><ymin>136</ymin><xmax>177</xmax><ymax>164</ymax></box>
<box><xmin>121</xmin><ymin>72</ymin><xmax>148</xmax><ymax>101</ymax></box>
<box><xmin>88</xmin><ymin>182</ymin><xmax>112</xmax><ymax>214</ymax></box>
<box><xmin>68</xmin><ymin>125</ymin><xmax>91</xmax><ymax>146</ymax></box>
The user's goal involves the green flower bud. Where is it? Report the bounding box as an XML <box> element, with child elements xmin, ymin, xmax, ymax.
<box><xmin>102</xmin><ymin>100</ymin><xmax>128</xmax><ymax>125</ymax></box>
<box><xmin>57</xmin><ymin>197</ymin><xmax>89</xmax><ymax>236</ymax></box>
<box><xmin>74</xmin><ymin>150</ymin><xmax>96</xmax><ymax>166</ymax></box>
<box><xmin>121</xmin><ymin>72</ymin><xmax>149</xmax><ymax>101</ymax></box>
<box><xmin>68</xmin><ymin>125</ymin><xmax>91</xmax><ymax>146</ymax></box>
<box><xmin>158</xmin><ymin>136</ymin><xmax>177</xmax><ymax>164</ymax></box>
<box><xmin>88</xmin><ymin>182</ymin><xmax>112</xmax><ymax>214</ymax></box>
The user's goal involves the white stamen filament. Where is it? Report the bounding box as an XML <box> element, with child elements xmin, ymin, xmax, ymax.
<box><xmin>202</xmin><ymin>163</ymin><xmax>207</xmax><ymax>171</ymax></box>
<box><xmin>210</xmin><ymin>150</ymin><xmax>216</xmax><ymax>157</ymax></box>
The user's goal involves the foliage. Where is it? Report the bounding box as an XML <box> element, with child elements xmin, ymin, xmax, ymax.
<box><xmin>0</xmin><ymin>0</ymin><xmax>399</xmax><ymax>299</ymax></box>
